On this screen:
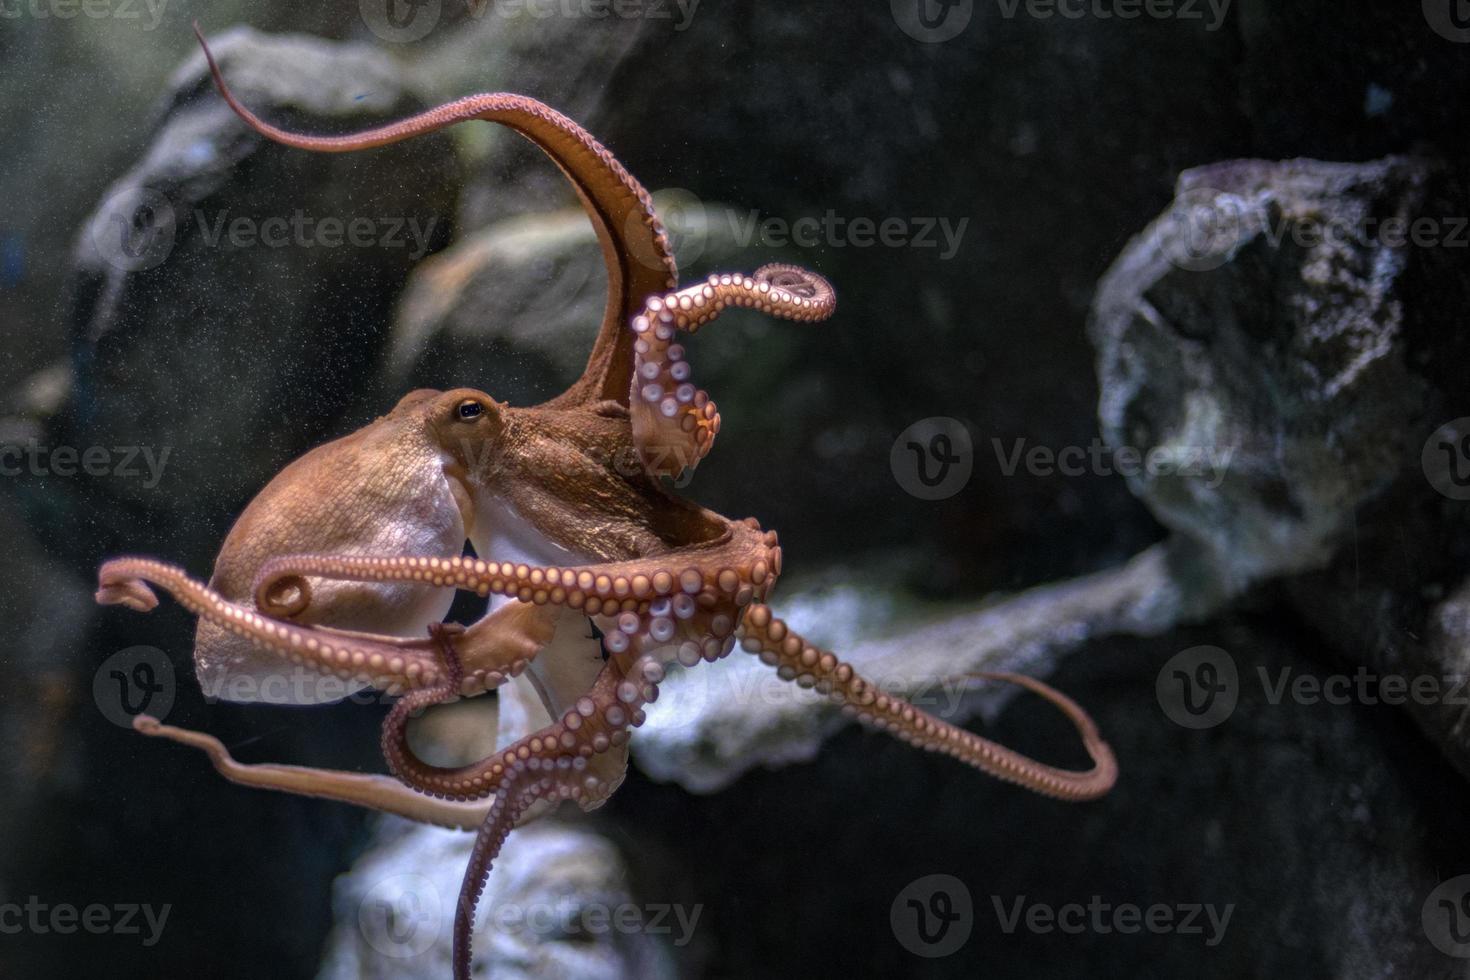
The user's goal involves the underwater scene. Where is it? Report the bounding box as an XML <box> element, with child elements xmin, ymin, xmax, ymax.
<box><xmin>3</xmin><ymin>2</ymin><xmax>1470</xmax><ymax>977</ymax></box>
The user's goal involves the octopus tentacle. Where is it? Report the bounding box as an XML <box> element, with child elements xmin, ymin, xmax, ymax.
<box><xmin>129</xmin><ymin>714</ymin><xmax>500</xmax><ymax>830</ymax></box>
<box><xmin>454</xmin><ymin>777</ymin><xmax>532</xmax><ymax>980</ymax></box>
<box><xmin>194</xmin><ymin>25</ymin><xmax>675</xmax><ymax>409</ymax></box>
<box><xmin>448</xmin><ymin>642</ymin><xmax>659</xmax><ymax>980</ymax></box>
<box><xmin>378</xmin><ymin>622</ymin><xmax>468</xmax><ymax>797</ymax></box>
<box><xmin>738</xmin><ymin>605</ymin><xmax>1118</xmax><ymax>802</ymax></box>
<box><xmin>96</xmin><ymin>558</ymin><xmax>547</xmax><ymax>696</ymax></box>
<box><xmin>629</xmin><ymin>264</ymin><xmax>836</xmax><ymax>478</ymax></box>
<box><xmin>382</xmin><ymin>638</ymin><xmax>649</xmax><ymax>803</ymax></box>
<box><xmin>251</xmin><ymin>519</ymin><xmax>783</xmax><ymax>620</ymax></box>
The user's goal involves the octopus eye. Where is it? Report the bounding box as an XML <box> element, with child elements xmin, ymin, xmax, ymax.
<box><xmin>457</xmin><ymin>400</ymin><xmax>484</xmax><ymax>421</ymax></box>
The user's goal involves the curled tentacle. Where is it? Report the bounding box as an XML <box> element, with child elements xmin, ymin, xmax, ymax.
<box><xmin>754</xmin><ymin>262</ymin><xmax>838</xmax><ymax>306</ymax></box>
<box><xmin>255</xmin><ymin>573</ymin><xmax>311</xmax><ymax>618</ymax></box>
<box><xmin>194</xmin><ymin>24</ymin><xmax>675</xmax><ymax>409</ymax></box>
<box><xmin>448</xmin><ymin>643</ymin><xmax>658</xmax><ymax>980</ymax></box>
<box><xmin>738</xmin><ymin>604</ymin><xmax>1118</xmax><ymax>802</ymax></box>
<box><xmin>97</xmin><ymin>558</ymin><xmax>525</xmax><ymax>695</ymax></box>
<box><xmin>629</xmin><ymin>264</ymin><xmax>836</xmax><ymax>478</ymax></box>
<box><xmin>382</xmin><ymin>643</ymin><xmax>646</xmax><ymax>802</ymax></box>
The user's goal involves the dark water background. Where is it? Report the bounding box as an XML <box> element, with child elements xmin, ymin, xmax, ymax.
<box><xmin>3</xmin><ymin>2</ymin><xmax>1470</xmax><ymax>977</ymax></box>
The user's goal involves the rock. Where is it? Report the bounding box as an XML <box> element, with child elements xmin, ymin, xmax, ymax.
<box><xmin>317</xmin><ymin>817</ymin><xmax>675</xmax><ymax>980</ymax></box>
<box><xmin>1089</xmin><ymin>156</ymin><xmax>1435</xmax><ymax>590</ymax></box>
<box><xmin>629</xmin><ymin>149</ymin><xmax>1470</xmax><ymax>975</ymax></box>
<box><xmin>382</xmin><ymin>193</ymin><xmax>757</xmax><ymax>405</ymax></box>
<box><xmin>1089</xmin><ymin>153</ymin><xmax>1470</xmax><ymax>779</ymax></box>
<box><xmin>0</xmin><ymin>7</ymin><xmax>362</xmax><ymax>403</ymax></box>
<box><xmin>67</xmin><ymin>26</ymin><xmax>457</xmax><ymax>520</ymax></box>
<box><xmin>310</xmin><ymin>603</ymin><xmax>668</xmax><ymax>978</ymax></box>
<box><xmin>608</xmin><ymin>614</ymin><xmax>1470</xmax><ymax>978</ymax></box>
<box><xmin>10</xmin><ymin>5</ymin><xmax>1470</xmax><ymax>979</ymax></box>
<box><xmin>319</xmin><ymin>676</ymin><xmax>675</xmax><ymax>980</ymax></box>
<box><xmin>637</xmin><ymin>541</ymin><xmax>1227</xmax><ymax>792</ymax></box>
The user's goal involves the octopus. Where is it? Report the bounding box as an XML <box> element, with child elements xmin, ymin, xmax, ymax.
<box><xmin>94</xmin><ymin>26</ymin><xmax>1117</xmax><ymax>979</ymax></box>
